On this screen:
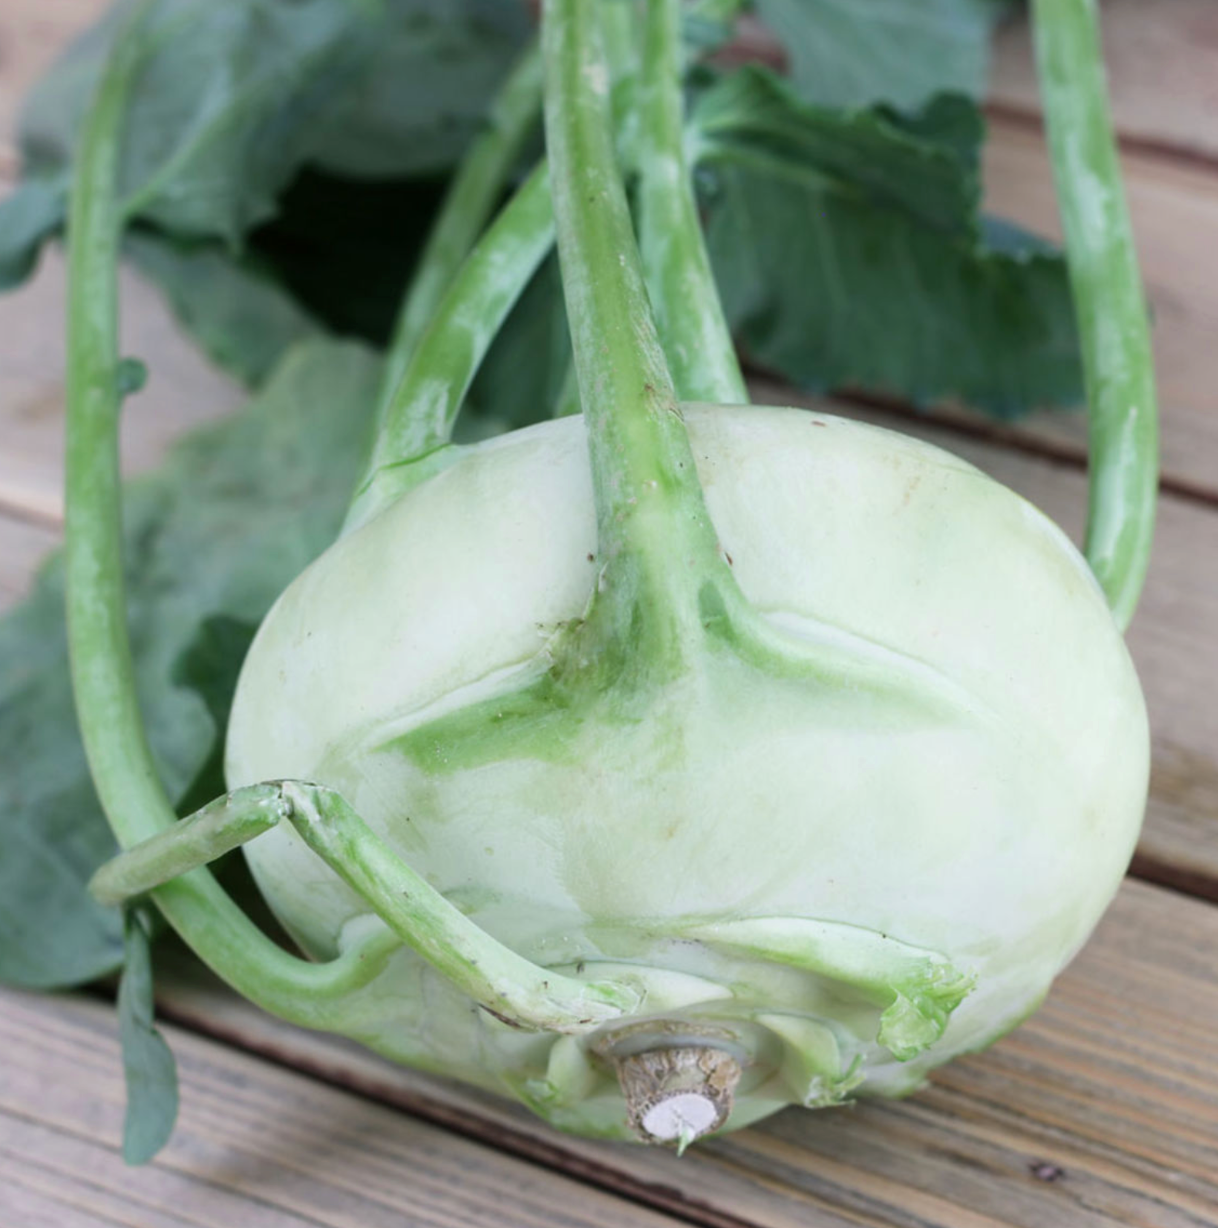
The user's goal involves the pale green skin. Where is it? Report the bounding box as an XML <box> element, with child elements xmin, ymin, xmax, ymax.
<box><xmin>226</xmin><ymin>406</ymin><xmax>1148</xmax><ymax>1138</ymax></box>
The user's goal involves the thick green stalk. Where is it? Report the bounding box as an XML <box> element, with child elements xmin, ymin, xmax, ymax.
<box><xmin>637</xmin><ymin>0</ymin><xmax>747</xmax><ymax>403</ymax></box>
<box><xmin>89</xmin><ymin>785</ymin><xmax>285</xmax><ymax>908</ymax></box>
<box><xmin>542</xmin><ymin>0</ymin><xmax>741</xmax><ymax>664</ymax></box>
<box><xmin>375</xmin><ymin>41</ymin><xmax>544</xmax><ymax>425</ymax></box>
<box><xmin>1032</xmin><ymin>0</ymin><xmax>1158</xmax><ymax>629</ymax></box>
<box><xmin>64</xmin><ymin>10</ymin><xmax>399</xmax><ymax>1031</ymax></box>
<box><xmin>89</xmin><ymin>782</ymin><xmax>638</xmax><ymax>1031</ymax></box>
<box><xmin>282</xmin><ymin>783</ymin><xmax>635</xmax><ymax>1030</ymax></box>
<box><xmin>347</xmin><ymin>162</ymin><xmax>555</xmax><ymax>528</ymax></box>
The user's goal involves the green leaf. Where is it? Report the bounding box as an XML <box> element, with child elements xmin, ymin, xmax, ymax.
<box><xmin>245</xmin><ymin>167</ymin><xmax>449</xmax><ymax>348</ymax></box>
<box><xmin>753</xmin><ymin>0</ymin><xmax>1012</xmax><ymax>112</ymax></box>
<box><xmin>693</xmin><ymin>70</ymin><xmax>1082</xmax><ymax>416</ymax></box>
<box><xmin>118</xmin><ymin>906</ymin><xmax>178</xmax><ymax>1165</ymax></box>
<box><xmin>125</xmin><ymin>231</ymin><xmax>322</xmax><ymax>386</ymax></box>
<box><xmin>172</xmin><ymin>616</ymin><xmax>259</xmax><ymax>816</ymax></box>
<box><xmin>308</xmin><ymin>0</ymin><xmax>532</xmax><ymax>179</ymax></box>
<box><xmin>20</xmin><ymin>0</ymin><xmax>375</xmax><ymax>246</ymax></box>
<box><xmin>14</xmin><ymin>0</ymin><xmax>529</xmax><ymax>249</ymax></box>
<box><xmin>693</xmin><ymin>68</ymin><xmax>979</xmax><ymax>237</ymax></box>
<box><xmin>0</xmin><ymin>179</ymin><xmax>66</xmax><ymax>289</ymax></box>
<box><xmin>0</xmin><ymin>566</ymin><xmax>124</xmax><ymax>988</ymax></box>
<box><xmin>0</xmin><ymin>339</ymin><xmax>382</xmax><ymax>991</ymax></box>
<box><xmin>116</xmin><ymin>356</ymin><xmax>149</xmax><ymax>398</ymax></box>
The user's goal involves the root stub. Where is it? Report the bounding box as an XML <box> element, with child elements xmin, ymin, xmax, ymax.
<box><xmin>614</xmin><ymin>1046</ymin><xmax>742</xmax><ymax>1149</ymax></box>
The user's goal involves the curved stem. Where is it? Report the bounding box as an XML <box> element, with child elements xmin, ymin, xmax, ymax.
<box><xmin>89</xmin><ymin>784</ymin><xmax>286</xmax><ymax>908</ymax></box>
<box><xmin>1032</xmin><ymin>0</ymin><xmax>1158</xmax><ymax>629</ymax></box>
<box><xmin>374</xmin><ymin>41</ymin><xmax>544</xmax><ymax>428</ymax></box>
<box><xmin>637</xmin><ymin>0</ymin><xmax>747</xmax><ymax>404</ymax></box>
<box><xmin>542</xmin><ymin>0</ymin><xmax>743</xmax><ymax>668</ymax></box>
<box><xmin>346</xmin><ymin>162</ymin><xmax>555</xmax><ymax>529</ymax></box>
<box><xmin>282</xmin><ymin>783</ymin><xmax>635</xmax><ymax>1030</ymax></box>
<box><xmin>90</xmin><ymin>781</ymin><xmax>637</xmax><ymax>1032</ymax></box>
<box><xmin>64</xmin><ymin>11</ymin><xmax>402</xmax><ymax>1031</ymax></box>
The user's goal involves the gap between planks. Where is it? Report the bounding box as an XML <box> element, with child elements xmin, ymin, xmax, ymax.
<box><xmin>0</xmin><ymin>989</ymin><xmax>695</xmax><ymax>1228</ymax></box>
<box><xmin>4</xmin><ymin>6</ymin><xmax>1218</xmax><ymax>502</ymax></box>
<box><xmin>124</xmin><ymin>878</ymin><xmax>1218</xmax><ymax>1227</ymax></box>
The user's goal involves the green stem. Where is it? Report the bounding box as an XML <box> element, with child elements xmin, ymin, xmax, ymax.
<box><xmin>1032</xmin><ymin>0</ymin><xmax>1158</xmax><ymax>629</ymax></box>
<box><xmin>542</xmin><ymin>0</ymin><xmax>740</xmax><ymax>665</ymax></box>
<box><xmin>89</xmin><ymin>785</ymin><xmax>286</xmax><ymax>908</ymax></box>
<box><xmin>282</xmin><ymin>782</ymin><xmax>635</xmax><ymax>1030</ymax></box>
<box><xmin>64</xmin><ymin>8</ymin><xmax>400</xmax><ymax>1032</ymax></box>
<box><xmin>374</xmin><ymin>41</ymin><xmax>544</xmax><ymax>427</ymax></box>
<box><xmin>637</xmin><ymin>0</ymin><xmax>747</xmax><ymax>403</ymax></box>
<box><xmin>347</xmin><ymin>162</ymin><xmax>555</xmax><ymax>528</ymax></box>
<box><xmin>89</xmin><ymin>781</ymin><xmax>637</xmax><ymax>1032</ymax></box>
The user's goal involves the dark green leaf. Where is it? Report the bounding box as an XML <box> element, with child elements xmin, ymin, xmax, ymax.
<box><xmin>753</xmin><ymin>0</ymin><xmax>1012</xmax><ymax>112</ymax></box>
<box><xmin>703</xmin><ymin>159</ymin><xmax>1081</xmax><ymax>416</ymax></box>
<box><xmin>0</xmin><ymin>566</ymin><xmax>123</xmax><ymax>988</ymax></box>
<box><xmin>693</xmin><ymin>68</ymin><xmax>979</xmax><ymax>237</ymax></box>
<box><xmin>880</xmin><ymin>92</ymin><xmax>986</xmax><ymax>174</ymax></box>
<box><xmin>0</xmin><ymin>339</ymin><xmax>382</xmax><ymax>991</ymax></box>
<box><xmin>116</xmin><ymin>356</ymin><xmax>149</xmax><ymax>398</ymax></box>
<box><xmin>119</xmin><ymin>906</ymin><xmax>179</xmax><ymax>1165</ymax></box>
<box><xmin>172</xmin><ymin>616</ymin><xmax>259</xmax><ymax>817</ymax></box>
<box><xmin>0</xmin><ymin>179</ymin><xmax>66</xmax><ymax>289</ymax></box>
<box><xmin>692</xmin><ymin>68</ymin><xmax>1082</xmax><ymax>416</ymax></box>
<box><xmin>125</xmin><ymin>231</ymin><xmax>322</xmax><ymax>386</ymax></box>
<box><xmin>309</xmin><ymin>0</ymin><xmax>532</xmax><ymax>179</ymax></box>
<box><xmin>246</xmin><ymin>168</ymin><xmax>449</xmax><ymax>347</ymax></box>
<box><xmin>20</xmin><ymin>0</ymin><xmax>375</xmax><ymax>246</ymax></box>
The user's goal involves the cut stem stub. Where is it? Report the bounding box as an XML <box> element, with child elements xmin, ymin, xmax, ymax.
<box><xmin>615</xmin><ymin>1046</ymin><xmax>742</xmax><ymax>1150</ymax></box>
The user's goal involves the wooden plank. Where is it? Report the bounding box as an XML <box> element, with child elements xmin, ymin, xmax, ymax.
<box><xmin>7</xmin><ymin>0</ymin><xmax>1218</xmax><ymax>173</ymax></box>
<box><xmin>0</xmin><ymin>512</ymin><xmax>57</xmax><ymax>606</ymax></box>
<box><xmin>0</xmin><ymin>988</ymin><xmax>686</xmax><ymax>1228</ymax></box>
<box><xmin>990</xmin><ymin>0</ymin><xmax>1218</xmax><ymax>163</ymax></box>
<box><xmin>0</xmin><ymin>0</ymin><xmax>102</xmax><ymax>183</ymax></box>
<box><xmin>147</xmin><ymin>879</ymin><xmax>1218</xmax><ymax>1228</ymax></box>
<box><xmin>973</xmin><ymin>115</ymin><xmax>1218</xmax><ymax>501</ymax></box>
<box><xmin>0</xmin><ymin>247</ymin><xmax>243</xmax><ymax>522</ymax></box>
<box><xmin>4</xmin><ymin>7</ymin><xmax>1218</xmax><ymax>503</ymax></box>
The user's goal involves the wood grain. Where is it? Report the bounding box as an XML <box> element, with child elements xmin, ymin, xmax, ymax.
<box><xmin>990</xmin><ymin>1</ymin><xmax>1218</xmax><ymax>163</ymax></box>
<box><xmin>0</xmin><ymin>0</ymin><xmax>102</xmax><ymax>183</ymax></box>
<box><xmin>0</xmin><ymin>249</ymin><xmax>243</xmax><ymax>524</ymax></box>
<box><xmin>4</xmin><ymin>2</ymin><xmax>1218</xmax><ymax>503</ymax></box>
<box><xmin>976</xmin><ymin>116</ymin><xmax>1218</xmax><ymax>500</ymax></box>
<box><xmin>1</xmin><ymin>6</ymin><xmax>1217</xmax><ymax>1225</ymax></box>
<box><xmin>0</xmin><ymin>988</ymin><xmax>686</xmax><ymax>1228</ymax></box>
<box><xmin>141</xmin><ymin>879</ymin><xmax>1218</xmax><ymax>1228</ymax></box>
<box><xmin>0</xmin><ymin>512</ymin><xmax>56</xmax><ymax>605</ymax></box>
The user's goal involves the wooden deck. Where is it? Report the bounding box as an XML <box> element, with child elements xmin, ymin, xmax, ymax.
<box><xmin>2</xmin><ymin>3</ymin><xmax>1216</xmax><ymax>1224</ymax></box>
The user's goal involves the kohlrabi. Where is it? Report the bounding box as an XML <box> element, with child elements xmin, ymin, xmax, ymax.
<box><xmin>77</xmin><ymin>0</ymin><xmax>1156</xmax><ymax>1149</ymax></box>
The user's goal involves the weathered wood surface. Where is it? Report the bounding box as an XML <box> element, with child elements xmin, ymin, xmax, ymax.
<box><xmin>120</xmin><ymin>880</ymin><xmax>1218</xmax><ymax>1227</ymax></box>
<box><xmin>2</xmin><ymin>881</ymin><xmax>1215</xmax><ymax>1227</ymax></box>
<box><xmin>976</xmin><ymin>116</ymin><xmax>1218</xmax><ymax>499</ymax></box>
<box><xmin>0</xmin><ymin>989</ymin><xmax>687</xmax><ymax>1228</ymax></box>
<box><xmin>3</xmin><ymin>3</ymin><xmax>1217</xmax><ymax>498</ymax></box>
<box><xmin>0</xmin><ymin>250</ymin><xmax>243</xmax><ymax>524</ymax></box>
<box><xmin>2</xmin><ymin>3</ymin><xmax>1218</xmax><ymax>1226</ymax></box>
<box><xmin>990</xmin><ymin>1</ymin><xmax>1218</xmax><ymax>161</ymax></box>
